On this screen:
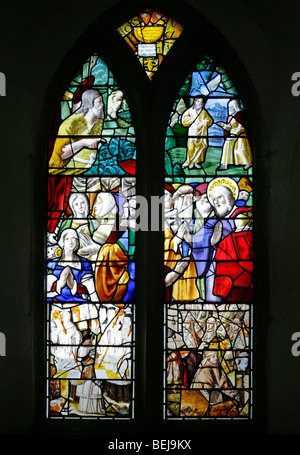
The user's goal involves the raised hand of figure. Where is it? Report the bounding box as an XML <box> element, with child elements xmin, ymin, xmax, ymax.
<box><xmin>173</xmin><ymin>222</ymin><xmax>186</xmax><ymax>253</ymax></box>
<box><xmin>83</xmin><ymin>137</ymin><xmax>102</xmax><ymax>149</ymax></box>
<box><xmin>56</xmin><ymin>266</ymin><xmax>68</xmax><ymax>294</ymax></box>
<box><xmin>182</xmin><ymin>220</ymin><xmax>193</xmax><ymax>244</ymax></box>
<box><xmin>211</xmin><ymin>220</ymin><xmax>223</xmax><ymax>246</ymax></box>
<box><xmin>174</xmin><ymin>256</ymin><xmax>190</xmax><ymax>276</ymax></box>
<box><xmin>78</xmin><ymin>244</ymin><xmax>100</xmax><ymax>257</ymax></box>
<box><xmin>77</xmin><ymin>228</ymin><xmax>96</xmax><ymax>256</ymax></box>
<box><xmin>216</xmin><ymin>121</ymin><xmax>226</xmax><ymax>129</ymax></box>
<box><xmin>76</xmin><ymin>228</ymin><xmax>92</xmax><ymax>245</ymax></box>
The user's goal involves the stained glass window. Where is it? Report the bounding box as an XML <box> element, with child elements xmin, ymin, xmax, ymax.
<box><xmin>46</xmin><ymin>54</ymin><xmax>136</xmax><ymax>419</ymax></box>
<box><xmin>117</xmin><ymin>9</ymin><xmax>183</xmax><ymax>80</ymax></box>
<box><xmin>164</xmin><ymin>54</ymin><xmax>253</xmax><ymax>419</ymax></box>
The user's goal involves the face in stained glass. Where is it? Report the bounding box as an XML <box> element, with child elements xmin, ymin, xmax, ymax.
<box><xmin>164</xmin><ymin>54</ymin><xmax>253</xmax><ymax>419</ymax></box>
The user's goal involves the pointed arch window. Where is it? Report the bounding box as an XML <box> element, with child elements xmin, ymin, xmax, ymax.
<box><xmin>44</xmin><ymin>6</ymin><xmax>256</xmax><ymax>426</ymax></box>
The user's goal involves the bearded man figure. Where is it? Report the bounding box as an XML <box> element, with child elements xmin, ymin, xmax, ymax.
<box><xmin>49</xmin><ymin>89</ymin><xmax>106</xmax><ymax>175</ymax></box>
<box><xmin>187</xmin><ymin>177</ymin><xmax>253</xmax><ymax>303</ymax></box>
<box><xmin>187</xmin><ymin>178</ymin><xmax>238</xmax><ymax>303</ymax></box>
<box><xmin>191</xmin><ymin>350</ymin><xmax>233</xmax><ymax>391</ymax></box>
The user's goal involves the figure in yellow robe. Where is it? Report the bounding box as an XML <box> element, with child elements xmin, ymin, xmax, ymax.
<box><xmin>181</xmin><ymin>96</ymin><xmax>213</xmax><ymax>170</ymax></box>
<box><xmin>49</xmin><ymin>89</ymin><xmax>105</xmax><ymax>175</ymax></box>
<box><xmin>217</xmin><ymin>99</ymin><xmax>252</xmax><ymax>170</ymax></box>
<box><xmin>49</xmin><ymin>113</ymin><xmax>103</xmax><ymax>175</ymax></box>
<box><xmin>164</xmin><ymin>222</ymin><xmax>199</xmax><ymax>302</ymax></box>
<box><xmin>92</xmin><ymin>192</ymin><xmax>135</xmax><ymax>303</ymax></box>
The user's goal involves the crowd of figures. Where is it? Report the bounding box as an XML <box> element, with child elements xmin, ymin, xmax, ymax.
<box><xmin>163</xmin><ymin>175</ymin><xmax>253</xmax><ymax>417</ymax></box>
<box><xmin>45</xmin><ymin>52</ymin><xmax>254</xmax><ymax>419</ymax></box>
<box><xmin>47</xmin><ymin>176</ymin><xmax>136</xmax><ymax>417</ymax></box>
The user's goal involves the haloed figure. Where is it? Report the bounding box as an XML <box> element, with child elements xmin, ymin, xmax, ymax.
<box><xmin>210</xmin><ymin>185</ymin><xmax>236</xmax><ymax>220</ymax></box>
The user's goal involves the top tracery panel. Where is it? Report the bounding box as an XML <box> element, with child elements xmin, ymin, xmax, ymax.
<box><xmin>117</xmin><ymin>9</ymin><xmax>184</xmax><ymax>79</ymax></box>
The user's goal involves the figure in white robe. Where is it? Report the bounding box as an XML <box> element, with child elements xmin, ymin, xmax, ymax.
<box><xmin>217</xmin><ymin>99</ymin><xmax>252</xmax><ymax>170</ymax></box>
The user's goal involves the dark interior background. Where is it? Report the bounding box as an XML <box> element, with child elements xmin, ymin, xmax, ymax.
<box><xmin>0</xmin><ymin>0</ymin><xmax>299</xmax><ymax>439</ymax></box>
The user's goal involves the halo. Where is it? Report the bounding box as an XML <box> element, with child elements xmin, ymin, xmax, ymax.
<box><xmin>207</xmin><ymin>177</ymin><xmax>239</xmax><ymax>205</ymax></box>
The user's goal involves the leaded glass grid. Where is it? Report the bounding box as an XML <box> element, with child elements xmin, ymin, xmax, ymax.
<box><xmin>163</xmin><ymin>54</ymin><xmax>254</xmax><ymax>419</ymax></box>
